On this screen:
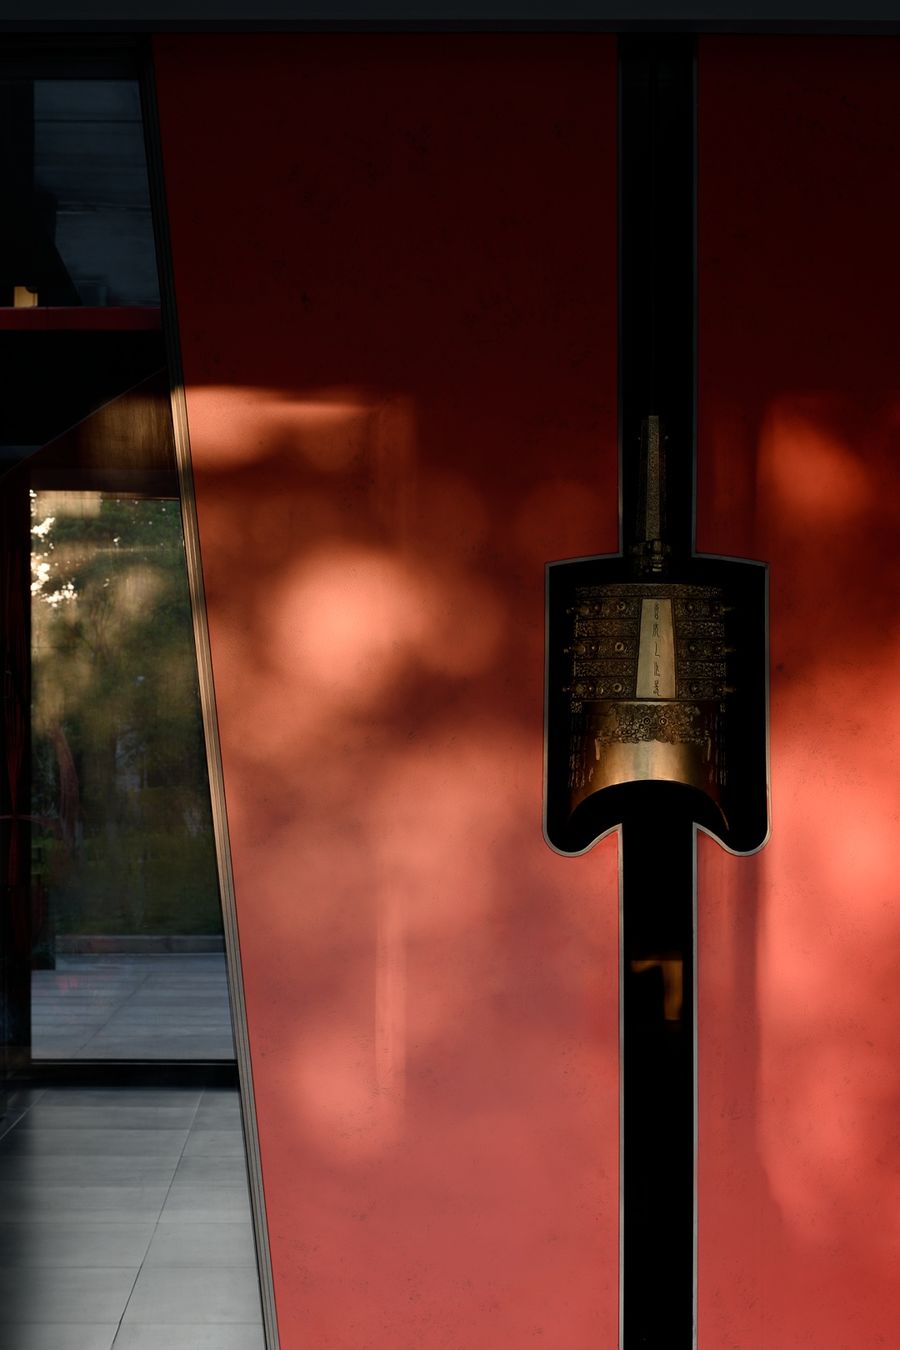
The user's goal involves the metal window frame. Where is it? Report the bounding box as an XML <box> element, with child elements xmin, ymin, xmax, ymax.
<box><xmin>138</xmin><ymin>44</ymin><xmax>282</xmax><ymax>1350</ymax></box>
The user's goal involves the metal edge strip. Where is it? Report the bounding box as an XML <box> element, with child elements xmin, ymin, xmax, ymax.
<box><xmin>692</xmin><ymin>823</ymin><xmax>699</xmax><ymax>1350</ymax></box>
<box><xmin>690</xmin><ymin>38</ymin><xmax>700</xmax><ymax>1350</ymax></box>
<box><xmin>617</xmin><ymin>823</ymin><xmax>625</xmax><ymax>1350</ymax></box>
<box><xmin>615</xmin><ymin>35</ymin><xmax>625</xmax><ymax>1350</ymax></box>
<box><xmin>137</xmin><ymin>39</ymin><xmax>282</xmax><ymax>1350</ymax></box>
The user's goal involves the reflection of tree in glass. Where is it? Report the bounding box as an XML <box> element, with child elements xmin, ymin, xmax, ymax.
<box><xmin>30</xmin><ymin>493</ymin><xmax>221</xmax><ymax>941</ymax></box>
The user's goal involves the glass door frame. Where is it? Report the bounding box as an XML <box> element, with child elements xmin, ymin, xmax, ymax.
<box><xmin>0</xmin><ymin>36</ymin><xmax>240</xmax><ymax>1087</ymax></box>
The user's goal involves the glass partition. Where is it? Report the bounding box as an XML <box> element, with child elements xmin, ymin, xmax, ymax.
<box><xmin>0</xmin><ymin>54</ymin><xmax>269</xmax><ymax>1350</ymax></box>
<box><xmin>29</xmin><ymin>489</ymin><xmax>232</xmax><ymax>1060</ymax></box>
<box><xmin>0</xmin><ymin>61</ymin><xmax>233</xmax><ymax>1065</ymax></box>
<box><xmin>1</xmin><ymin>77</ymin><xmax>159</xmax><ymax>308</ymax></box>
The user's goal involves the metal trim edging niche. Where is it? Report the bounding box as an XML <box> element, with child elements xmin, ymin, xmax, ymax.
<box><xmin>139</xmin><ymin>40</ymin><xmax>282</xmax><ymax>1350</ymax></box>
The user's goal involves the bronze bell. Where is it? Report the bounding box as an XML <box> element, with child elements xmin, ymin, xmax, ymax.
<box><xmin>564</xmin><ymin>578</ymin><xmax>726</xmax><ymax>818</ymax></box>
<box><xmin>564</xmin><ymin>416</ymin><xmax>727</xmax><ymax>819</ymax></box>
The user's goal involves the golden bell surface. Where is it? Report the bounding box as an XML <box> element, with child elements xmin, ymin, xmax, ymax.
<box><xmin>565</xmin><ymin>580</ymin><xmax>726</xmax><ymax>819</ymax></box>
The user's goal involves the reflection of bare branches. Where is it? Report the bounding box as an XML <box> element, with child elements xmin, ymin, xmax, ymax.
<box><xmin>0</xmin><ymin>813</ymin><xmax>68</xmax><ymax>844</ymax></box>
<box><xmin>0</xmin><ymin>729</ymin><xmax>77</xmax><ymax>883</ymax></box>
<box><xmin>47</xmin><ymin>723</ymin><xmax>80</xmax><ymax>854</ymax></box>
<box><xmin>79</xmin><ymin>583</ymin><xmax>114</xmax><ymax>662</ymax></box>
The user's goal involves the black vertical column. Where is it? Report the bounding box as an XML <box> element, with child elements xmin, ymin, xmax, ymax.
<box><xmin>0</xmin><ymin>76</ymin><xmax>79</xmax><ymax>307</ymax></box>
<box><xmin>618</xmin><ymin>37</ymin><xmax>697</xmax><ymax>1349</ymax></box>
<box><xmin>619</xmin><ymin>36</ymin><xmax>695</xmax><ymax>560</ymax></box>
<box><xmin>0</xmin><ymin>80</ymin><xmax>36</xmax><ymax>307</ymax></box>
<box><xmin>545</xmin><ymin>35</ymin><xmax>765</xmax><ymax>1338</ymax></box>
<box><xmin>621</xmin><ymin>789</ymin><xmax>695</xmax><ymax>1347</ymax></box>
<box><xmin>0</xmin><ymin>478</ymin><xmax>32</xmax><ymax>1077</ymax></box>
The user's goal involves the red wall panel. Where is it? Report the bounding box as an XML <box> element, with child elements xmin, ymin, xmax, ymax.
<box><xmin>154</xmin><ymin>36</ymin><xmax>620</xmax><ymax>1348</ymax></box>
<box><xmin>698</xmin><ymin>36</ymin><xmax>900</xmax><ymax>1346</ymax></box>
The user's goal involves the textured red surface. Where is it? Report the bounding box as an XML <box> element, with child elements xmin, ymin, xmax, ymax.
<box><xmin>697</xmin><ymin>36</ymin><xmax>900</xmax><ymax>1347</ymax></box>
<box><xmin>154</xmin><ymin>36</ymin><xmax>620</xmax><ymax>1349</ymax></box>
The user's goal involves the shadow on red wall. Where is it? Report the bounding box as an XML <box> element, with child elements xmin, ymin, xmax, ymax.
<box><xmin>698</xmin><ymin>34</ymin><xmax>900</xmax><ymax>1347</ymax></box>
<box><xmin>155</xmin><ymin>35</ymin><xmax>622</xmax><ymax>1349</ymax></box>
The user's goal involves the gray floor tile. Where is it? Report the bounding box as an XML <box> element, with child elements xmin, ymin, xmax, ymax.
<box><xmin>33</xmin><ymin>992</ymin><xmax>128</xmax><ymax>1002</ymax></box>
<box><xmin>143</xmin><ymin>1223</ymin><xmax>257</xmax><ymax>1268</ymax></box>
<box><xmin>0</xmin><ymin>1327</ymin><xmax>118</xmax><ymax>1350</ymax></box>
<box><xmin>191</xmin><ymin>1106</ymin><xmax>243</xmax><ymax>1130</ymax></box>
<box><xmin>88</xmin><ymin>1043</ymin><xmax>232</xmax><ymax>1054</ymax></box>
<box><xmin>0</xmin><ymin>1267</ymin><xmax>137</xmax><ymax>1323</ymax></box>
<box><xmin>32</xmin><ymin>1048</ymin><xmax>93</xmax><ymax>1059</ymax></box>
<box><xmin>32</xmin><ymin>956</ymin><xmax>235</xmax><ymax>1061</ymax></box>
<box><xmin>17</xmin><ymin>1105</ymin><xmax>198</xmax><ymax>1131</ymax></box>
<box><xmin>182</xmin><ymin>1130</ymin><xmax>245</xmax><ymax>1158</ymax></box>
<box><xmin>122</xmin><ymin>1266</ymin><xmax>262</xmax><ymax>1325</ymax></box>
<box><xmin>172</xmin><ymin>1155</ymin><xmax>249</xmax><ymax>1187</ymax></box>
<box><xmin>32</xmin><ymin>997</ymin><xmax>128</xmax><ymax>1005</ymax></box>
<box><xmin>0</xmin><ymin>1185</ymin><xmax>169</xmax><ymax>1220</ymax></box>
<box><xmin>86</xmin><ymin>1020</ymin><xmax>223</xmax><ymax>1029</ymax></box>
<box><xmin>111</xmin><ymin>1327</ymin><xmax>264</xmax><ymax>1349</ymax></box>
<box><xmin>37</xmin><ymin>1090</ymin><xmax>202</xmax><ymax>1109</ymax></box>
<box><xmin>75</xmin><ymin>1047</ymin><xmax>234</xmax><ymax>1063</ymax></box>
<box><xmin>0</xmin><ymin>1086</ymin><xmax>263</xmax><ymax>1340</ymax></box>
<box><xmin>30</xmin><ymin>1045</ymin><xmax>91</xmax><ymax>1054</ymax></box>
<box><xmin>0</xmin><ymin>1091</ymin><xmax>46</xmax><ymax>1143</ymax></box>
<box><xmin>159</xmin><ymin>1183</ymin><xmax>251</xmax><ymax>1224</ymax></box>
<box><xmin>0</xmin><ymin>1156</ymin><xmax>177</xmax><ymax>1187</ymax></box>
<box><xmin>0</xmin><ymin>1088</ymin><xmax>46</xmax><ymax>1109</ymax></box>
<box><xmin>30</xmin><ymin>1020</ymin><xmax>103</xmax><ymax>1032</ymax></box>
<box><xmin>0</xmin><ymin>1129</ymin><xmax>189</xmax><ymax>1158</ymax></box>
<box><xmin>114</xmin><ymin>991</ymin><xmax>230</xmax><ymax>1001</ymax></box>
<box><xmin>0</xmin><ymin>1221</ymin><xmax>155</xmax><ymax>1268</ymax></box>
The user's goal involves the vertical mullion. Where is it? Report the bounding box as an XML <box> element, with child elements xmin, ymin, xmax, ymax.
<box><xmin>0</xmin><ymin>474</ymin><xmax>33</xmax><ymax>1077</ymax></box>
<box><xmin>618</xmin><ymin>35</ymin><xmax>698</xmax><ymax>1349</ymax></box>
<box><xmin>621</xmin><ymin>801</ymin><xmax>695</xmax><ymax>1347</ymax></box>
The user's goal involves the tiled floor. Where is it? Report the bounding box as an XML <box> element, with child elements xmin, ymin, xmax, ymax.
<box><xmin>32</xmin><ymin>957</ymin><xmax>235</xmax><ymax>1061</ymax></box>
<box><xmin>0</xmin><ymin>1085</ymin><xmax>265</xmax><ymax>1349</ymax></box>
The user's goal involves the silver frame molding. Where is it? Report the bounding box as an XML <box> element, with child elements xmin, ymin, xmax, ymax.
<box><xmin>139</xmin><ymin>46</ymin><xmax>282</xmax><ymax>1350</ymax></box>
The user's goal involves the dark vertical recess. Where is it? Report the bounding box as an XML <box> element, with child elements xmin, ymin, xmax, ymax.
<box><xmin>621</xmin><ymin>787</ymin><xmax>696</xmax><ymax>1348</ymax></box>
<box><xmin>0</xmin><ymin>76</ymin><xmax>79</xmax><ymax>307</ymax></box>
<box><xmin>0</xmin><ymin>483</ymin><xmax>32</xmax><ymax>1077</ymax></box>
<box><xmin>618</xmin><ymin>35</ymin><xmax>697</xmax><ymax>1349</ymax></box>
<box><xmin>619</xmin><ymin>36</ymin><xmax>695</xmax><ymax>562</ymax></box>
